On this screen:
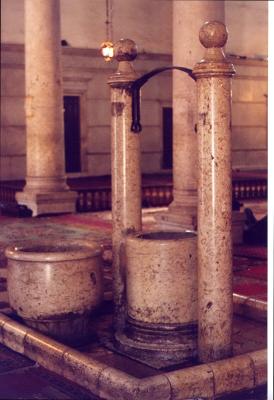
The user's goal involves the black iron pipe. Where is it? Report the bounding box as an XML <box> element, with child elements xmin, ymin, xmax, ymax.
<box><xmin>130</xmin><ymin>66</ymin><xmax>196</xmax><ymax>133</ymax></box>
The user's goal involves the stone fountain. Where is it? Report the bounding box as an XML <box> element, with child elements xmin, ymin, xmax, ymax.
<box><xmin>0</xmin><ymin>20</ymin><xmax>267</xmax><ymax>400</ymax></box>
<box><xmin>108</xmin><ymin>21</ymin><xmax>235</xmax><ymax>368</ymax></box>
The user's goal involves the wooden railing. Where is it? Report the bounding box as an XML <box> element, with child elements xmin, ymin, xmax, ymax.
<box><xmin>0</xmin><ymin>172</ymin><xmax>267</xmax><ymax>214</ymax></box>
<box><xmin>233</xmin><ymin>179</ymin><xmax>267</xmax><ymax>201</ymax></box>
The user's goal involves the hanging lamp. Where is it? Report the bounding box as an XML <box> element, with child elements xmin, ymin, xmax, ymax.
<box><xmin>100</xmin><ymin>0</ymin><xmax>114</xmax><ymax>62</ymax></box>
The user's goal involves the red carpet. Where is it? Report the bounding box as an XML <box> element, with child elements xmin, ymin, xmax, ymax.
<box><xmin>234</xmin><ymin>265</ymin><xmax>267</xmax><ymax>281</ymax></box>
<box><xmin>50</xmin><ymin>213</ymin><xmax>112</xmax><ymax>230</ymax></box>
<box><xmin>233</xmin><ymin>282</ymin><xmax>267</xmax><ymax>301</ymax></box>
<box><xmin>0</xmin><ymin>213</ymin><xmax>267</xmax><ymax>306</ymax></box>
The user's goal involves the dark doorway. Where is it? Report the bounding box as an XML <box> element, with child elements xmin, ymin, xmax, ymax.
<box><xmin>162</xmin><ymin>107</ymin><xmax>173</xmax><ymax>169</ymax></box>
<box><xmin>63</xmin><ymin>96</ymin><xmax>81</xmax><ymax>173</ymax></box>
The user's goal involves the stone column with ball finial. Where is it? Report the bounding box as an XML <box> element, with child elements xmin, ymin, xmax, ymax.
<box><xmin>193</xmin><ymin>21</ymin><xmax>235</xmax><ymax>363</ymax></box>
<box><xmin>108</xmin><ymin>39</ymin><xmax>142</xmax><ymax>332</ymax></box>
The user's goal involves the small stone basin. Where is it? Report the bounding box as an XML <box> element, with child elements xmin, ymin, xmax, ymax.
<box><xmin>5</xmin><ymin>241</ymin><xmax>104</xmax><ymax>344</ymax></box>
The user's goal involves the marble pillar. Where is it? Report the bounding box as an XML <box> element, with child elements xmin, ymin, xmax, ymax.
<box><xmin>108</xmin><ymin>40</ymin><xmax>142</xmax><ymax>331</ymax></box>
<box><xmin>16</xmin><ymin>0</ymin><xmax>76</xmax><ymax>216</ymax></box>
<box><xmin>161</xmin><ymin>1</ymin><xmax>225</xmax><ymax>230</ymax></box>
<box><xmin>193</xmin><ymin>21</ymin><xmax>235</xmax><ymax>362</ymax></box>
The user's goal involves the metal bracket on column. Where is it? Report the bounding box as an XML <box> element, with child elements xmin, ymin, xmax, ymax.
<box><xmin>130</xmin><ymin>66</ymin><xmax>196</xmax><ymax>133</ymax></box>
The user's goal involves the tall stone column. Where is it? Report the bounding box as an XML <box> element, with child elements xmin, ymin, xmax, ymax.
<box><xmin>193</xmin><ymin>21</ymin><xmax>235</xmax><ymax>362</ymax></box>
<box><xmin>108</xmin><ymin>40</ymin><xmax>142</xmax><ymax>331</ymax></box>
<box><xmin>16</xmin><ymin>0</ymin><xmax>76</xmax><ymax>216</ymax></box>
<box><xmin>164</xmin><ymin>1</ymin><xmax>224</xmax><ymax>230</ymax></box>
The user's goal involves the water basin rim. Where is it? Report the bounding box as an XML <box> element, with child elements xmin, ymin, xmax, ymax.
<box><xmin>5</xmin><ymin>243</ymin><xmax>101</xmax><ymax>261</ymax></box>
<box><xmin>128</xmin><ymin>230</ymin><xmax>197</xmax><ymax>241</ymax></box>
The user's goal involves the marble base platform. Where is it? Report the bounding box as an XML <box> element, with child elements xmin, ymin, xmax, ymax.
<box><xmin>0</xmin><ymin>296</ymin><xmax>267</xmax><ymax>400</ymax></box>
<box><xmin>16</xmin><ymin>190</ymin><xmax>77</xmax><ymax>216</ymax></box>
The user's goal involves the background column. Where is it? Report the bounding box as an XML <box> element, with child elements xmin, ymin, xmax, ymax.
<box><xmin>193</xmin><ymin>21</ymin><xmax>235</xmax><ymax>362</ymax></box>
<box><xmin>16</xmin><ymin>0</ymin><xmax>76</xmax><ymax>216</ymax></box>
<box><xmin>108</xmin><ymin>39</ymin><xmax>142</xmax><ymax>332</ymax></box>
<box><xmin>164</xmin><ymin>0</ymin><xmax>225</xmax><ymax>230</ymax></box>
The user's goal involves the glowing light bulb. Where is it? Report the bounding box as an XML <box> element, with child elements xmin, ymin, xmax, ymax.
<box><xmin>100</xmin><ymin>41</ymin><xmax>114</xmax><ymax>62</ymax></box>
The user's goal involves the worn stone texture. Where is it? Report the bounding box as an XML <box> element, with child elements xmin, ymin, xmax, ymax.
<box><xmin>24</xmin><ymin>331</ymin><xmax>70</xmax><ymax>376</ymax></box>
<box><xmin>209</xmin><ymin>354</ymin><xmax>254</xmax><ymax>396</ymax></box>
<box><xmin>137</xmin><ymin>375</ymin><xmax>171</xmax><ymax>400</ymax></box>
<box><xmin>1</xmin><ymin>319</ymin><xmax>28</xmax><ymax>354</ymax></box>
<box><xmin>193</xmin><ymin>21</ymin><xmax>235</xmax><ymax>363</ymax></box>
<box><xmin>6</xmin><ymin>242</ymin><xmax>103</xmax><ymax>318</ymax></box>
<box><xmin>108</xmin><ymin>40</ymin><xmax>142</xmax><ymax>330</ymax></box>
<box><xmin>125</xmin><ymin>232</ymin><xmax>197</xmax><ymax>324</ymax></box>
<box><xmin>165</xmin><ymin>363</ymin><xmax>214</xmax><ymax>400</ymax></box>
<box><xmin>98</xmin><ymin>367</ymin><xmax>139</xmax><ymax>400</ymax></box>
<box><xmin>5</xmin><ymin>242</ymin><xmax>103</xmax><ymax>342</ymax></box>
<box><xmin>62</xmin><ymin>350</ymin><xmax>106</xmax><ymax>395</ymax></box>
<box><xmin>249</xmin><ymin>349</ymin><xmax>267</xmax><ymax>387</ymax></box>
<box><xmin>167</xmin><ymin>0</ymin><xmax>225</xmax><ymax>230</ymax></box>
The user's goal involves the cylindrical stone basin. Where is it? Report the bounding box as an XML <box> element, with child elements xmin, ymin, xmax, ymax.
<box><xmin>116</xmin><ymin>230</ymin><xmax>198</xmax><ymax>366</ymax></box>
<box><xmin>126</xmin><ymin>231</ymin><xmax>197</xmax><ymax>324</ymax></box>
<box><xmin>5</xmin><ymin>241</ymin><xmax>104</xmax><ymax>344</ymax></box>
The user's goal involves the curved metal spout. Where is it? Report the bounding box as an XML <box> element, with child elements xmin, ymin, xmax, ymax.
<box><xmin>131</xmin><ymin>66</ymin><xmax>196</xmax><ymax>133</ymax></box>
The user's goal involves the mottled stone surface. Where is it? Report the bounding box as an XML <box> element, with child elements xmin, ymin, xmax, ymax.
<box><xmin>193</xmin><ymin>21</ymin><xmax>235</xmax><ymax>362</ymax></box>
<box><xmin>108</xmin><ymin>39</ymin><xmax>142</xmax><ymax>330</ymax></box>
<box><xmin>24</xmin><ymin>330</ymin><xmax>70</xmax><ymax>376</ymax></box>
<box><xmin>209</xmin><ymin>354</ymin><xmax>254</xmax><ymax>396</ymax></box>
<box><xmin>62</xmin><ymin>350</ymin><xmax>106</xmax><ymax>395</ymax></box>
<box><xmin>168</xmin><ymin>1</ymin><xmax>225</xmax><ymax>230</ymax></box>
<box><xmin>126</xmin><ymin>231</ymin><xmax>197</xmax><ymax>324</ymax></box>
<box><xmin>165</xmin><ymin>363</ymin><xmax>214</xmax><ymax>400</ymax></box>
<box><xmin>112</xmin><ymin>230</ymin><xmax>198</xmax><ymax>366</ymax></box>
<box><xmin>1</xmin><ymin>318</ymin><xmax>28</xmax><ymax>354</ymax></box>
<box><xmin>5</xmin><ymin>241</ymin><xmax>103</xmax><ymax>342</ymax></box>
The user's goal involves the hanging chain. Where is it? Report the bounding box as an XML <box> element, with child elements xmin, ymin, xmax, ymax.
<box><xmin>106</xmin><ymin>0</ymin><xmax>113</xmax><ymax>42</ymax></box>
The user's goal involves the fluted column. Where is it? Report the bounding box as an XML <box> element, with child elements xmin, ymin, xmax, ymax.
<box><xmin>193</xmin><ymin>21</ymin><xmax>235</xmax><ymax>362</ymax></box>
<box><xmin>16</xmin><ymin>0</ymin><xmax>76</xmax><ymax>216</ymax></box>
<box><xmin>164</xmin><ymin>0</ymin><xmax>224</xmax><ymax>230</ymax></box>
<box><xmin>108</xmin><ymin>40</ymin><xmax>142</xmax><ymax>331</ymax></box>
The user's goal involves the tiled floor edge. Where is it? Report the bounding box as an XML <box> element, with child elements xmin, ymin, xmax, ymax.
<box><xmin>0</xmin><ymin>313</ymin><xmax>267</xmax><ymax>400</ymax></box>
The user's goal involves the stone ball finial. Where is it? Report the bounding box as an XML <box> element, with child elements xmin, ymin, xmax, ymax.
<box><xmin>199</xmin><ymin>21</ymin><xmax>228</xmax><ymax>49</ymax></box>
<box><xmin>114</xmin><ymin>38</ymin><xmax>138</xmax><ymax>62</ymax></box>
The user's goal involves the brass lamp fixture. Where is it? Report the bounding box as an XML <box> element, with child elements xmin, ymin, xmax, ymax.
<box><xmin>100</xmin><ymin>0</ymin><xmax>114</xmax><ymax>62</ymax></box>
